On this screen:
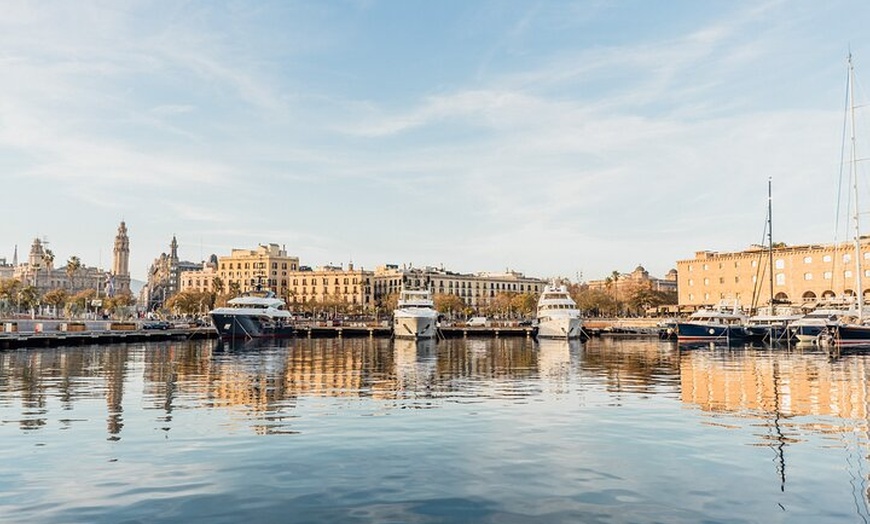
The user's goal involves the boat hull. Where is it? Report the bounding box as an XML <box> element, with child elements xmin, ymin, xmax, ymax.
<box><xmin>745</xmin><ymin>325</ymin><xmax>793</xmax><ymax>342</ymax></box>
<box><xmin>789</xmin><ymin>324</ymin><xmax>826</xmax><ymax>343</ymax></box>
<box><xmin>537</xmin><ymin>317</ymin><xmax>583</xmax><ymax>339</ymax></box>
<box><xmin>675</xmin><ymin>322</ymin><xmax>750</xmax><ymax>342</ymax></box>
<box><xmin>393</xmin><ymin>313</ymin><xmax>437</xmax><ymax>339</ymax></box>
<box><xmin>210</xmin><ymin>313</ymin><xmax>294</xmax><ymax>339</ymax></box>
<box><xmin>832</xmin><ymin>324</ymin><xmax>870</xmax><ymax>347</ymax></box>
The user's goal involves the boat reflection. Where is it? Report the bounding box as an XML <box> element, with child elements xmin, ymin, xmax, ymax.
<box><xmin>535</xmin><ymin>338</ymin><xmax>576</xmax><ymax>378</ymax></box>
<box><xmin>393</xmin><ymin>338</ymin><xmax>438</xmax><ymax>397</ymax></box>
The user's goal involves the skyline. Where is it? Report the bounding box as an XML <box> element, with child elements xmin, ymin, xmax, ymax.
<box><xmin>4</xmin><ymin>2</ymin><xmax>870</xmax><ymax>282</ymax></box>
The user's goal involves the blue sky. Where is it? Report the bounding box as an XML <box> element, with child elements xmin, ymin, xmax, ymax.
<box><xmin>3</xmin><ymin>1</ymin><xmax>870</xmax><ymax>282</ymax></box>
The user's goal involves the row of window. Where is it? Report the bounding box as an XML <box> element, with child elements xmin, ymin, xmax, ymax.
<box><xmin>687</xmin><ymin>268</ymin><xmax>870</xmax><ymax>287</ymax></box>
<box><xmin>220</xmin><ymin>261</ymin><xmax>297</xmax><ymax>271</ymax></box>
<box><xmin>687</xmin><ymin>252</ymin><xmax>870</xmax><ymax>272</ymax></box>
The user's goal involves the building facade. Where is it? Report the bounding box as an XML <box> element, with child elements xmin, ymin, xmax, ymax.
<box><xmin>216</xmin><ymin>244</ymin><xmax>300</xmax><ymax>296</ymax></box>
<box><xmin>141</xmin><ymin>236</ymin><xmax>202</xmax><ymax>311</ymax></box>
<box><xmin>8</xmin><ymin>221</ymin><xmax>131</xmax><ymax>297</ymax></box>
<box><xmin>179</xmin><ymin>255</ymin><xmax>220</xmax><ymax>294</ymax></box>
<box><xmin>677</xmin><ymin>240</ymin><xmax>870</xmax><ymax>310</ymax></box>
<box><xmin>372</xmin><ymin>265</ymin><xmax>545</xmax><ymax>309</ymax></box>
<box><xmin>585</xmin><ymin>265</ymin><xmax>677</xmax><ymax>301</ymax></box>
<box><xmin>284</xmin><ymin>263</ymin><xmax>373</xmax><ymax>311</ymax></box>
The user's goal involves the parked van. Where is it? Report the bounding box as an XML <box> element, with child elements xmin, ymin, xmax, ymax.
<box><xmin>467</xmin><ymin>316</ymin><xmax>489</xmax><ymax>327</ymax></box>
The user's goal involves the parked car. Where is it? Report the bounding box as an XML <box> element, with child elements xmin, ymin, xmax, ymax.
<box><xmin>142</xmin><ymin>321</ymin><xmax>170</xmax><ymax>330</ymax></box>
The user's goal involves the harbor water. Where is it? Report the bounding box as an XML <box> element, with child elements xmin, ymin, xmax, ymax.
<box><xmin>2</xmin><ymin>336</ymin><xmax>870</xmax><ymax>523</ymax></box>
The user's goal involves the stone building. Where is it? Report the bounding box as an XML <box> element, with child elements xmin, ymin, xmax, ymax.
<box><xmin>372</xmin><ymin>265</ymin><xmax>545</xmax><ymax>309</ymax></box>
<box><xmin>215</xmin><ymin>243</ymin><xmax>300</xmax><ymax>296</ymax></box>
<box><xmin>9</xmin><ymin>221</ymin><xmax>131</xmax><ymax>297</ymax></box>
<box><xmin>676</xmin><ymin>240</ymin><xmax>870</xmax><ymax>310</ymax></box>
<box><xmin>585</xmin><ymin>265</ymin><xmax>677</xmax><ymax>301</ymax></box>
<box><xmin>285</xmin><ymin>263</ymin><xmax>373</xmax><ymax>312</ymax></box>
<box><xmin>141</xmin><ymin>236</ymin><xmax>201</xmax><ymax>311</ymax></box>
<box><xmin>179</xmin><ymin>255</ymin><xmax>220</xmax><ymax>294</ymax></box>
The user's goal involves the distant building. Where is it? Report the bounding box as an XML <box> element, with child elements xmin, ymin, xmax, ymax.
<box><xmin>141</xmin><ymin>235</ymin><xmax>201</xmax><ymax>311</ymax></box>
<box><xmin>216</xmin><ymin>243</ymin><xmax>300</xmax><ymax>297</ymax></box>
<box><xmin>585</xmin><ymin>265</ymin><xmax>677</xmax><ymax>301</ymax></box>
<box><xmin>8</xmin><ymin>221</ymin><xmax>131</xmax><ymax>297</ymax></box>
<box><xmin>179</xmin><ymin>255</ymin><xmax>220</xmax><ymax>294</ymax></box>
<box><xmin>0</xmin><ymin>256</ymin><xmax>13</xmax><ymax>281</ymax></box>
<box><xmin>285</xmin><ymin>262</ymin><xmax>373</xmax><ymax>311</ymax></box>
<box><xmin>676</xmin><ymin>240</ymin><xmax>870</xmax><ymax>310</ymax></box>
<box><xmin>372</xmin><ymin>264</ymin><xmax>545</xmax><ymax>309</ymax></box>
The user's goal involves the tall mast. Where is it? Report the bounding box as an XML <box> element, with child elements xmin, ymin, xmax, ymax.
<box><xmin>767</xmin><ymin>177</ymin><xmax>774</xmax><ymax>308</ymax></box>
<box><xmin>849</xmin><ymin>53</ymin><xmax>863</xmax><ymax>320</ymax></box>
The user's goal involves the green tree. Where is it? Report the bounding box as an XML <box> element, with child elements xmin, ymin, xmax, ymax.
<box><xmin>18</xmin><ymin>285</ymin><xmax>40</xmax><ymax>313</ymax></box>
<box><xmin>434</xmin><ymin>293</ymin><xmax>465</xmax><ymax>319</ymax></box>
<box><xmin>42</xmin><ymin>288</ymin><xmax>68</xmax><ymax>317</ymax></box>
<box><xmin>510</xmin><ymin>293</ymin><xmax>537</xmax><ymax>318</ymax></box>
<box><xmin>211</xmin><ymin>276</ymin><xmax>225</xmax><ymax>295</ymax></box>
<box><xmin>575</xmin><ymin>288</ymin><xmax>618</xmax><ymax>317</ymax></box>
<box><xmin>66</xmin><ymin>256</ymin><xmax>82</xmax><ymax>291</ymax></box>
<box><xmin>0</xmin><ymin>279</ymin><xmax>23</xmax><ymax>314</ymax></box>
<box><xmin>67</xmin><ymin>289</ymin><xmax>97</xmax><ymax>318</ymax></box>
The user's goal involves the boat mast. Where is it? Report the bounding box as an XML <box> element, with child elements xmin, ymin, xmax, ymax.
<box><xmin>767</xmin><ymin>177</ymin><xmax>774</xmax><ymax>309</ymax></box>
<box><xmin>848</xmin><ymin>53</ymin><xmax>863</xmax><ymax>320</ymax></box>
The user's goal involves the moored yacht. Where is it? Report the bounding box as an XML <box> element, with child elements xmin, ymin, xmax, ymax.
<box><xmin>536</xmin><ymin>283</ymin><xmax>583</xmax><ymax>339</ymax></box>
<box><xmin>674</xmin><ymin>300</ymin><xmax>749</xmax><ymax>342</ymax></box>
<box><xmin>393</xmin><ymin>286</ymin><xmax>438</xmax><ymax>339</ymax></box>
<box><xmin>209</xmin><ymin>290</ymin><xmax>293</xmax><ymax>339</ymax></box>
<box><xmin>745</xmin><ymin>305</ymin><xmax>804</xmax><ymax>343</ymax></box>
<box><xmin>787</xmin><ymin>307</ymin><xmax>852</xmax><ymax>344</ymax></box>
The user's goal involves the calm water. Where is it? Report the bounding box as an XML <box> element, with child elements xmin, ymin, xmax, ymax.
<box><xmin>2</xmin><ymin>336</ymin><xmax>870</xmax><ymax>523</ymax></box>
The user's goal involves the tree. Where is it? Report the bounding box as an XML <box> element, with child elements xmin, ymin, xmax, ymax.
<box><xmin>18</xmin><ymin>285</ymin><xmax>40</xmax><ymax>313</ymax></box>
<box><xmin>67</xmin><ymin>289</ymin><xmax>96</xmax><ymax>318</ymax></box>
<box><xmin>574</xmin><ymin>288</ymin><xmax>618</xmax><ymax>317</ymax></box>
<box><xmin>211</xmin><ymin>276</ymin><xmax>225</xmax><ymax>295</ymax></box>
<box><xmin>43</xmin><ymin>248</ymin><xmax>55</xmax><ymax>269</ymax></box>
<box><xmin>0</xmin><ymin>279</ymin><xmax>23</xmax><ymax>314</ymax></box>
<box><xmin>510</xmin><ymin>293</ymin><xmax>537</xmax><ymax>318</ymax></box>
<box><xmin>103</xmin><ymin>291</ymin><xmax>136</xmax><ymax>319</ymax></box>
<box><xmin>42</xmin><ymin>288</ymin><xmax>68</xmax><ymax>317</ymax></box>
<box><xmin>165</xmin><ymin>290</ymin><xmax>213</xmax><ymax>317</ymax></box>
<box><xmin>66</xmin><ymin>256</ymin><xmax>82</xmax><ymax>292</ymax></box>
<box><xmin>434</xmin><ymin>293</ymin><xmax>465</xmax><ymax>319</ymax></box>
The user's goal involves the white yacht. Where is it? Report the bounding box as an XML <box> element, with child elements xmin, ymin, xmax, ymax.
<box><xmin>393</xmin><ymin>287</ymin><xmax>439</xmax><ymax>339</ymax></box>
<box><xmin>536</xmin><ymin>284</ymin><xmax>583</xmax><ymax>339</ymax></box>
<box><xmin>209</xmin><ymin>290</ymin><xmax>293</xmax><ymax>339</ymax></box>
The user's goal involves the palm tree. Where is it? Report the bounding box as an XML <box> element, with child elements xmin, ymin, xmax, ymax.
<box><xmin>66</xmin><ymin>256</ymin><xmax>82</xmax><ymax>292</ymax></box>
<box><xmin>610</xmin><ymin>270</ymin><xmax>621</xmax><ymax>316</ymax></box>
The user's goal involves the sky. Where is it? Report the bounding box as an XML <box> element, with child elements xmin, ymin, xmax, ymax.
<box><xmin>4</xmin><ymin>1</ymin><xmax>870</xmax><ymax>283</ymax></box>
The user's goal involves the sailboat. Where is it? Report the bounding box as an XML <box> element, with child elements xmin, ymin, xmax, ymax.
<box><xmin>745</xmin><ymin>178</ymin><xmax>803</xmax><ymax>343</ymax></box>
<box><xmin>828</xmin><ymin>54</ymin><xmax>870</xmax><ymax>348</ymax></box>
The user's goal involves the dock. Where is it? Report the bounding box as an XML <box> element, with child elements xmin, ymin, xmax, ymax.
<box><xmin>0</xmin><ymin>318</ymin><xmax>665</xmax><ymax>350</ymax></box>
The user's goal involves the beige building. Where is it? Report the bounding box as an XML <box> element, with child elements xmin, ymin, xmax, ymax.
<box><xmin>179</xmin><ymin>255</ymin><xmax>220</xmax><ymax>294</ymax></box>
<box><xmin>677</xmin><ymin>240</ymin><xmax>870</xmax><ymax>310</ymax></box>
<box><xmin>216</xmin><ymin>243</ymin><xmax>300</xmax><ymax>296</ymax></box>
<box><xmin>10</xmin><ymin>221</ymin><xmax>131</xmax><ymax>297</ymax></box>
<box><xmin>372</xmin><ymin>265</ymin><xmax>545</xmax><ymax>309</ymax></box>
<box><xmin>586</xmin><ymin>265</ymin><xmax>677</xmax><ymax>301</ymax></box>
<box><xmin>285</xmin><ymin>263</ymin><xmax>373</xmax><ymax>311</ymax></box>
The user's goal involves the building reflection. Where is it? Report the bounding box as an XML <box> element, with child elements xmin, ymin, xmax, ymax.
<box><xmin>581</xmin><ymin>337</ymin><xmax>681</xmax><ymax>393</ymax></box>
<box><xmin>5</xmin><ymin>339</ymin><xmax>870</xmax><ymax>448</ymax></box>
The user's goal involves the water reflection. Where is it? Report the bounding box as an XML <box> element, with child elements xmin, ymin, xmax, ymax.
<box><xmin>4</xmin><ymin>338</ymin><xmax>870</xmax><ymax>521</ymax></box>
